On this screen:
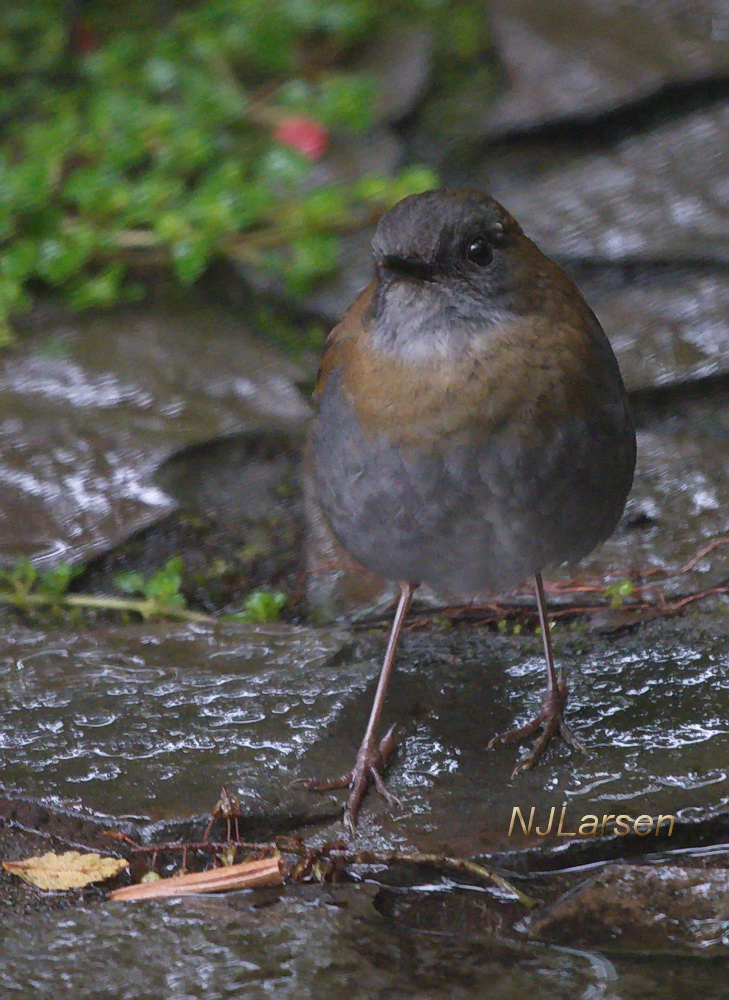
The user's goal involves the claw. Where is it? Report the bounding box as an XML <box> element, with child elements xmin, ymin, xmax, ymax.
<box><xmin>369</xmin><ymin>766</ymin><xmax>403</xmax><ymax>810</ymax></box>
<box><xmin>295</xmin><ymin>724</ymin><xmax>403</xmax><ymax>835</ymax></box>
<box><xmin>489</xmin><ymin>675</ymin><xmax>585</xmax><ymax>777</ymax></box>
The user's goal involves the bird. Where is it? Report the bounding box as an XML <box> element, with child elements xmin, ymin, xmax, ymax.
<box><xmin>294</xmin><ymin>188</ymin><xmax>636</xmax><ymax>835</ymax></box>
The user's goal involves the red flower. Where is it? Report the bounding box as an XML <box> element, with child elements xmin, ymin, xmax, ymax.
<box><xmin>274</xmin><ymin>116</ymin><xmax>329</xmax><ymax>161</ymax></box>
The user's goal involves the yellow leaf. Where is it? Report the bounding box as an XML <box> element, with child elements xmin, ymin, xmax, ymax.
<box><xmin>3</xmin><ymin>851</ymin><xmax>128</xmax><ymax>891</ymax></box>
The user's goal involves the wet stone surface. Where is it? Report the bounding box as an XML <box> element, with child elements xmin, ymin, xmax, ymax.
<box><xmin>576</xmin><ymin>424</ymin><xmax>729</xmax><ymax>587</ymax></box>
<box><xmin>2</xmin><ymin>882</ymin><xmax>729</xmax><ymax>1000</ymax></box>
<box><xmin>0</xmin><ymin>884</ymin><xmax>631</xmax><ymax>1000</ymax></box>
<box><xmin>1</xmin><ymin>613</ymin><xmax>727</xmax><ymax>857</ymax></box>
<box><xmin>0</xmin><ymin>299</ymin><xmax>309</xmax><ymax>568</ymax></box>
<box><xmin>0</xmin><ymin>622</ymin><xmax>361</xmax><ymax>826</ymax></box>
<box><xmin>481</xmin><ymin>0</ymin><xmax>729</xmax><ymax>137</ymax></box>
<box><xmin>3</xmin><ymin>884</ymin><xmax>728</xmax><ymax>1000</ymax></box>
<box><xmin>473</xmin><ymin>100</ymin><xmax>729</xmax><ymax>266</ymax></box>
<box><xmin>523</xmin><ymin>860</ymin><xmax>729</xmax><ymax>954</ymax></box>
<box><xmin>573</xmin><ymin>265</ymin><xmax>729</xmax><ymax>392</ymax></box>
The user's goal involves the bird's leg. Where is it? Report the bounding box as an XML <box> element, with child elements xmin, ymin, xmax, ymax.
<box><xmin>488</xmin><ymin>573</ymin><xmax>585</xmax><ymax>778</ymax></box>
<box><xmin>293</xmin><ymin>581</ymin><xmax>416</xmax><ymax>835</ymax></box>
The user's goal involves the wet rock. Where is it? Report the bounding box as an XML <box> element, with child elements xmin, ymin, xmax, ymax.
<box><xmin>475</xmin><ymin>100</ymin><xmax>729</xmax><ymax>264</ymax></box>
<box><xmin>523</xmin><ymin>862</ymin><xmax>729</xmax><ymax>954</ymax></box>
<box><xmin>356</xmin><ymin>24</ymin><xmax>433</xmax><ymax>125</ymax></box>
<box><xmin>0</xmin><ymin>886</ymin><xmax>620</xmax><ymax>1000</ymax></box>
<box><xmin>3</xmin><ymin>606</ymin><xmax>728</xmax><ymax>860</ymax></box>
<box><xmin>156</xmin><ymin>429</ymin><xmax>304</xmax><ymax>540</ymax></box>
<box><xmin>0</xmin><ymin>300</ymin><xmax>309</xmax><ymax>568</ymax></box>
<box><xmin>575</xmin><ymin>265</ymin><xmax>729</xmax><ymax>391</ymax></box>
<box><xmin>0</xmin><ymin>621</ymin><xmax>365</xmax><ymax>824</ymax></box>
<box><xmin>577</xmin><ymin>425</ymin><xmax>729</xmax><ymax>586</ymax></box>
<box><xmin>483</xmin><ymin>0</ymin><xmax>729</xmax><ymax>136</ymax></box>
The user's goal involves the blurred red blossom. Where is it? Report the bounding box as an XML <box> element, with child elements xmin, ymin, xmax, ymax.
<box><xmin>274</xmin><ymin>116</ymin><xmax>329</xmax><ymax>161</ymax></box>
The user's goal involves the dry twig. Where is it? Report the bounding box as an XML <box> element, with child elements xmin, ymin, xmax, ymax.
<box><xmin>108</xmin><ymin>855</ymin><xmax>284</xmax><ymax>901</ymax></box>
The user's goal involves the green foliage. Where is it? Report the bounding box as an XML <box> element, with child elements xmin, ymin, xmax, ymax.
<box><xmin>114</xmin><ymin>556</ymin><xmax>187</xmax><ymax>610</ymax></box>
<box><xmin>35</xmin><ymin>563</ymin><xmax>79</xmax><ymax>598</ymax></box>
<box><xmin>0</xmin><ymin>0</ymin><xmax>451</xmax><ymax>338</ymax></box>
<box><xmin>604</xmin><ymin>578</ymin><xmax>634</xmax><ymax>610</ymax></box>
<box><xmin>0</xmin><ymin>554</ymin><xmax>210</xmax><ymax>623</ymax></box>
<box><xmin>0</xmin><ymin>559</ymin><xmax>78</xmax><ymax>603</ymax></box>
<box><xmin>235</xmin><ymin>589</ymin><xmax>288</xmax><ymax>624</ymax></box>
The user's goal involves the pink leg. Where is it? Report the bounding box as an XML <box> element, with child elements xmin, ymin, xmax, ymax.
<box><xmin>488</xmin><ymin>573</ymin><xmax>585</xmax><ymax>777</ymax></box>
<box><xmin>293</xmin><ymin>581</ymin><xmax>416</xmax><ymax>834</ymax></box>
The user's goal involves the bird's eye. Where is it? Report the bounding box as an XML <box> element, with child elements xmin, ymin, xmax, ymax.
<box><xmin>466</xmin><ymin>237</ymin><xmax>493</xmax><ymax>267</ymax></box>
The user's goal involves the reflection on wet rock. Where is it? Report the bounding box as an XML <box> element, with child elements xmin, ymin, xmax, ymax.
<box><xmin>3</xmin><ymin>611</ymin><xmax>726</xmax><ymax>861</ymax></box>
<box><xmin>0</xmin><ymin>301</ymin><xmax>309</xmax><ymax>567</ymax></box>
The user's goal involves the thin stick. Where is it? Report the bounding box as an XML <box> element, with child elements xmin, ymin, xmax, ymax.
<box><xmin>384</xmin><ymin>852</ymin><xmax>538</xmax><ymax>908</ymax></box>
<box><xmin>114</xmin><ymin>840</ymin><xmax>535</xmax><ymax>907</ymax></box>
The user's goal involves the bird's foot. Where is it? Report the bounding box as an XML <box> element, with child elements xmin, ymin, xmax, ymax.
<box><xmin>488</xmin><ymin>675</ymin><xmax>585</xmax><ymax>779</ymax></box>
<box><xmin>292</xmin><ymin>724</ymin><xmax>402</xmax><ymax>835</ymax></box>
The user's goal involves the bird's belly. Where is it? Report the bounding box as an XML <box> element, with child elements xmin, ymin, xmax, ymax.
<box><xmin>310</xmin><ymin>379</ymin><xmax>634</xmax><ymax>598</ymax></box>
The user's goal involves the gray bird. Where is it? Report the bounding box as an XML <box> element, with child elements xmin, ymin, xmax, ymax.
<box><xmin>295</xmin><ymin>188</ymin><xmax>636</xmax><ymax>834</ymax></box>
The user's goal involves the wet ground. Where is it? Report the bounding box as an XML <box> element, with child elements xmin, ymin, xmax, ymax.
<box><xmin>1</xmin><ymin>608</ymin><xmax>727</xmax><ymax>997</ymax></box>
<box><xmin>2</xmin><ymin>2</ymin><xmax>729</xmax><ymax>998</ymax></box>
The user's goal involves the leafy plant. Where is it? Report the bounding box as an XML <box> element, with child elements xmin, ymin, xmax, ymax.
<box><xmin>0</xmin><ymin>0</ymin><xmax>455</xmax><ymax>343</ymax></box>
<box><xmin>235</xmin><ymin>588</ymin><xmax>287</xmax><ymax>624</ymax></box>
<box><xmin>604</xmin><ymin>578</ymin><xmax>634</xmax><ymax>610</ymax></box>
<box><xmin>0</xmin><ymin>553</ymin><xmax>294</xmax><ymax>624</ymax></box>
<box><xmin>0</xmin><ymin>559</ymin><xmax>79</xmax><ymax>605</ymax></box>
<box><xmin>114</xmin><ymin>556</ymin><xmax>187</xmax><ymax>611</ymax></box>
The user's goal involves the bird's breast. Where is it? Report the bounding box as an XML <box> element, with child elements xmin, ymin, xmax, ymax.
<box><xmin>333</xmin><ymin>314</ymin><xmax>598</xmax><ymax>450</ymax></box>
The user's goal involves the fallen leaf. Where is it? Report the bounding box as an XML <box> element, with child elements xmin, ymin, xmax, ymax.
<box><xmin>3</xmin><ymin>851</ymin><xmax>128</xmax><ymax>891</ymax></box>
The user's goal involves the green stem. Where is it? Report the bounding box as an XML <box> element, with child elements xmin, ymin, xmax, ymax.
<box><xmin>0</xmin><ymin>590</ymin><xmax>215</xmax><ymax>623</ymax></box>
<box><xmin>395</xmin><ymin>853</ymin><xmax>539</xmax><ymax>908</ymax></box>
